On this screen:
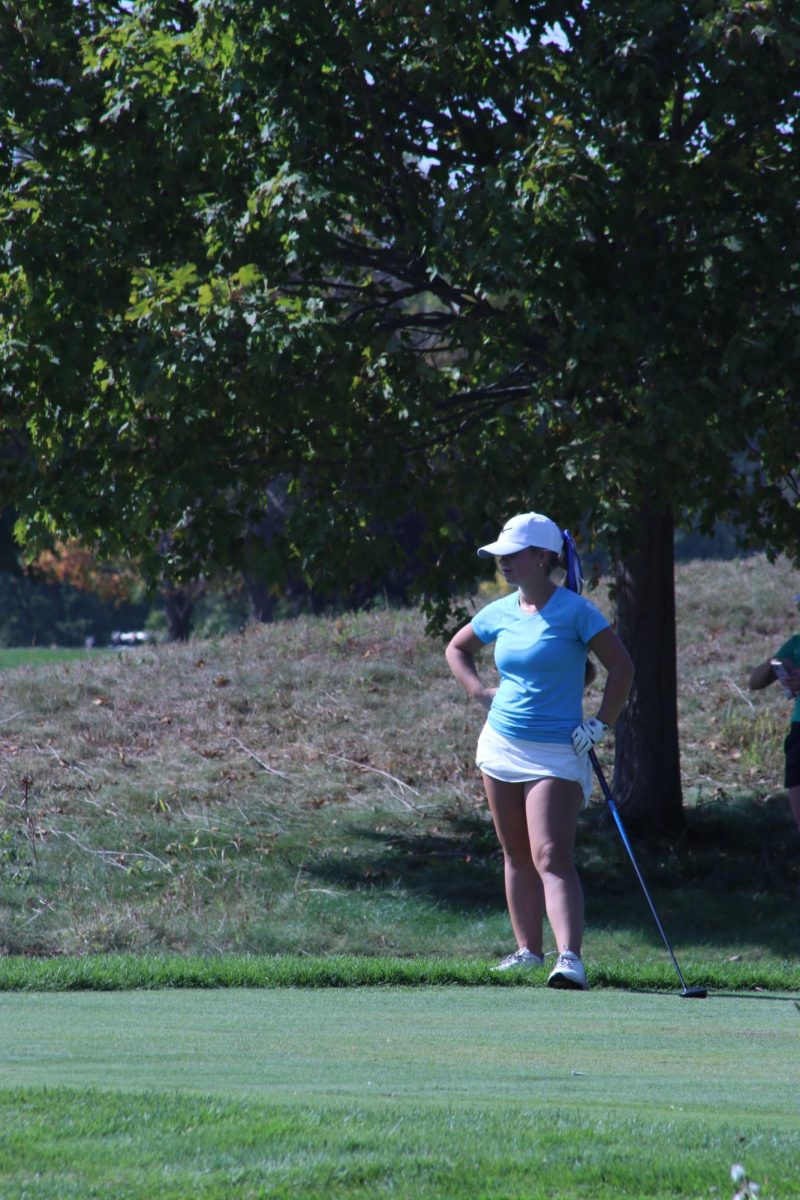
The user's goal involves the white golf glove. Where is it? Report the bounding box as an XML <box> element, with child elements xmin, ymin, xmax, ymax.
<box><xmin>572</xmin><ymin>717</ymin><xmax>609</xmax><ymax>755</ymax></box>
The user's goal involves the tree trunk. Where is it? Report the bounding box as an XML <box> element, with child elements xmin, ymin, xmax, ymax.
<box><xmin>612</xmin><ymin>502</ymin><xmax>684</xmax><ymax>835</ymax></box>
<box><xmin>162</xmin><ymin>586</ymin><xmax>195</xmax><ymax>642</ymax></box>
<box><xmin>242</xmin><ymin>573</ymin><xmax>276</xmax><ymax>623</ymax></box>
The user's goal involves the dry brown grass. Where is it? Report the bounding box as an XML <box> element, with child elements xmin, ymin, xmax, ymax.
<box><xmin>672</xmin><ymin>555</ymin><xmax>796</xmax><ymax>802</ymax></box>
<box><xmin>1</xmin><ymin>555</ymin><xmax>798</xmax><ymax>957</ymax></box>
<box><xmin>1</xmin><ymin>610</ymin><xmax>472</xmax><ymax>808</ymax></box>
<box><xmin>0</xmin><ymin>608</ymin><xmax>490</xmax><ymax>954</ymax></box>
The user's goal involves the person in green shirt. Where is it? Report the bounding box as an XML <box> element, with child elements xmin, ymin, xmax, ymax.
<box><xmin>748</xmin><ymin>594</ymin><xmax>800</xmax><ymax>831</ymax></box>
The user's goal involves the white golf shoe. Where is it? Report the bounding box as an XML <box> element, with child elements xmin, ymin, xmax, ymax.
<box><xmin>492</xmin><ymin>947</ymin><xmax>544</xmax><ymax>972</ymax></box>
<box><xmin>547</xmin><ymin>950</ymin><xmax>589</xmax><ymax>990</ymax></box>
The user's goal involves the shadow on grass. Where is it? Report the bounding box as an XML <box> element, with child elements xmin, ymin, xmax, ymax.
<box><xmin>704</xmin><ymin>993</ymin><xmax>800</xmax><ymax>1005</ymax></box>
<box><xmin>310</xmin><ymin>811</ymin><xmax>503</xmax><ymax>911</ymax></box>
<box><xmin>305</xmin><ymin>793</ymin><xmax>800</xmax><ymax>955</ymax></box>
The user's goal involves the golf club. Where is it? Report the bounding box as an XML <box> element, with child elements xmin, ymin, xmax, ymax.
<box><xmin>588</xmin><ymin>749</ymin><xmax>707</xmax><ymax>999</ymax></box>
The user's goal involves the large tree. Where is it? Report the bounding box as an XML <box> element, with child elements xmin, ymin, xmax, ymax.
<box><xmin>2</xmin><ymin>0</ymin><xmax>799</xmax><ymax>830</ymax></box>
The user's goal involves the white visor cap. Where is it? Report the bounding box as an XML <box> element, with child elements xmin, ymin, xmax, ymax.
<box><xmin>477</xmin><ymin>512</ymin><xmax>563</xmax><ymax>558</ymax></box>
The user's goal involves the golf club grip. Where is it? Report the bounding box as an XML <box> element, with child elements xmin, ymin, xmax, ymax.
<box><xmin>588</xmin><ymin>748</ymin><xmax>613</xmax><ymax>801</ymax></box>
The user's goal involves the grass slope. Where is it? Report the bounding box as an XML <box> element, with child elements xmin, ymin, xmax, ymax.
<box><xmin>0</xmin><ymin>555</ymin><xmax>798</xmax><ymax>975</ymax></box>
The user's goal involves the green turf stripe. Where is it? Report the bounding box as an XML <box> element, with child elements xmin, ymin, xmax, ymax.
<box><xmin>0</xmin><ymin>952</ymin><xmax>797</xmax><ymax>992</ymax></box>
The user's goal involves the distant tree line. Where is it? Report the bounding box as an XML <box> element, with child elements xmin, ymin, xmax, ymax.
<box><xmin>0</xmin><ymin>500</ymin><xmax>754</xmax><ymax>649</ymax></box>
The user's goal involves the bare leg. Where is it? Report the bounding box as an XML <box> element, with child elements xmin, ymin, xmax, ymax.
<box><xmin>525</xmin><ymin>777</ymin><xmax>584</xmax><ymax>956</ymax></box>
<box><xmin>788</xmin><ymin>786</ymin><xmax>800</xmax><ymax>832</ymax></box>
<box><xmin>482</xmin><ymin>773</ymin><xmax>545</xmax><ymax>954</ymax></box>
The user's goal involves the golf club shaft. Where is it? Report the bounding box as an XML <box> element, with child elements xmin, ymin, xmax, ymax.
<box><xmin>588</xmin><ymin>749</ymin><xmax>691</xmax><ymax>993</ymax></box>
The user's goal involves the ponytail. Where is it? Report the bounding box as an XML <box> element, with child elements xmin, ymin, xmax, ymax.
<box><xmin>561</xmin><ymin>529</ymin><xmax>584</xmax><ymax>594</ymax></box>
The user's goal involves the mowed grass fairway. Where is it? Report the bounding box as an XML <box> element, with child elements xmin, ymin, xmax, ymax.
<box><xmin>0</xmin><ymin>647</ymin><xmax>101</xmax><ymax>670</ymax></box>
<box><xmin>2</xmin><ymin>986</ymin><xmax>799</xmax><ymax>1199</ymax></box>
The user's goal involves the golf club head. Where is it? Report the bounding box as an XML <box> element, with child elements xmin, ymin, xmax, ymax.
<box><xmin>681</xmin><ymin>987</ymin><xmax>708</xmax><ymax>999</ymax></box>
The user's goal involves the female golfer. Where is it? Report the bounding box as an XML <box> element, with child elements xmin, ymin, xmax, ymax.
<box><xmin>748</xmin><ymin>593</ymin><xmax>800</xmax><ymax>832</ymax></box>
<box><xmin>445</xmin><ymin>512</ymin><xmax>634</xmax><ymax>989</ymax></box>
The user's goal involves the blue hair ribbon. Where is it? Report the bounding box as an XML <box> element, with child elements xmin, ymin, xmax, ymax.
<box><xmin>562</xmin><ymin>529</ymin><xmax>584</xmax><ymax>594</ymax></box>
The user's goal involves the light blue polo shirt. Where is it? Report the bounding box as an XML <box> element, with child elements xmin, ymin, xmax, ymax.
<box><xmin>471</xmin><ymin>587</ymin><xmax>609</xmax><ymax>744</ymax></box>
